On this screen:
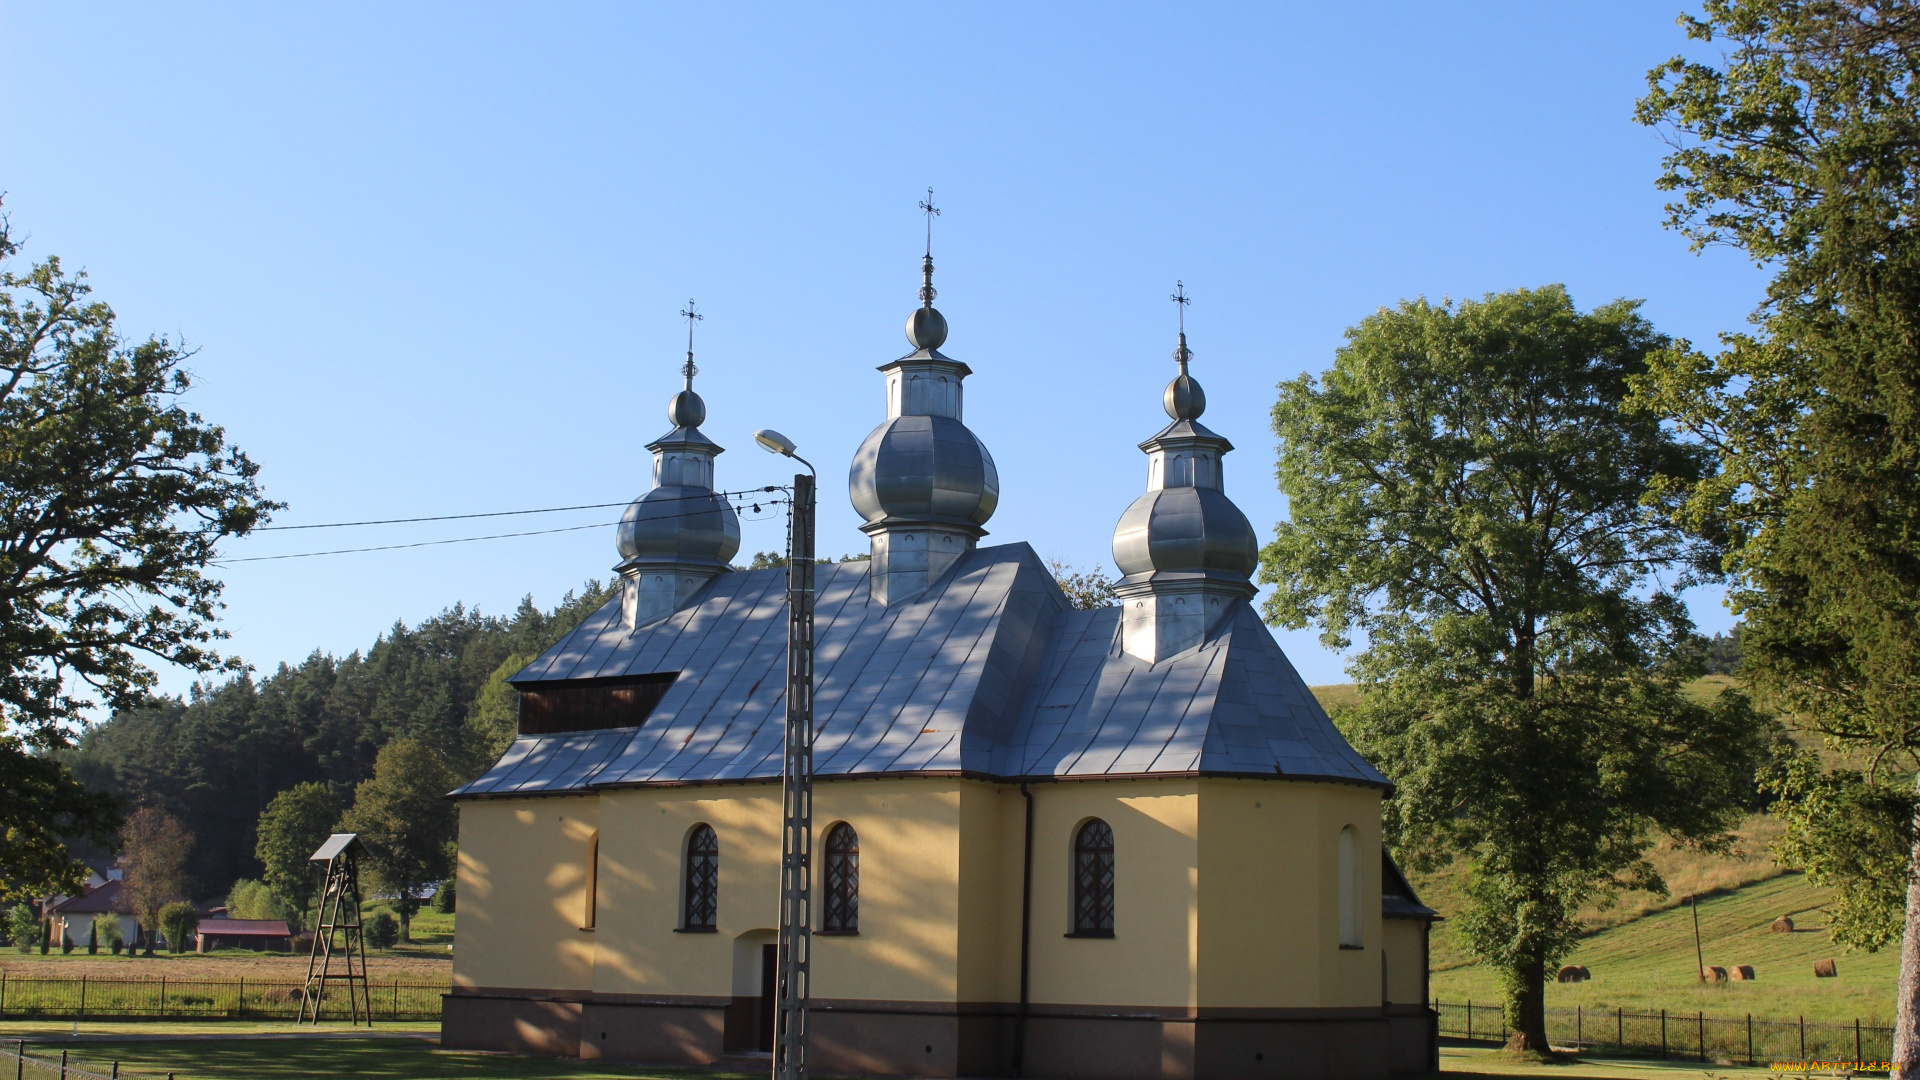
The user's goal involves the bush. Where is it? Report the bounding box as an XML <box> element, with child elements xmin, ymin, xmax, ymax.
<box><xmin>158</xmin><ymin>901</ymin><xmax>199</xmax><ymax>953</ymax></box>
<box><xmin>93</xmin><ymin>914</ymin><xmax>123</xmax><ymax>950</ymax></box>
<box><xmin>3</xmin><ymin>904</ymin><xmax>31</xmax><ymax>952</ymax></box>
<box><xmin>364</xmin><ymin>908</ymin><xmax>399</xmax><ymax>949</ymax></box>
<box><xmin>433</xmin><ymin>876</ymin><xmax>456</xmax><ymax>913</ymax></box>
<box><xmin>60</xmin><ymin>930</ymin><xmax>73</xmax><ymax>954</ymax></box>
<box><xmin>226</xmin><ymin>877</ymin><xmax>296</xmax><ymax>923</ymax></box>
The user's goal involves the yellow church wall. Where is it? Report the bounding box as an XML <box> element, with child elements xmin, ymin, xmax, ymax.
<box><xmin>956</xmin><ymin>781</ymin><xmax>1014</xmax><ymax>1004</ymax></box>
<box><xmin>1381</xmin><ymin>918</ymin><xmax>1426</xmax><ymax>1005</ymax></box>
<box><xmin>1024</xmin><ymin>778</ymin><xmax>1199</xmax><ymax>1009</ymax></box>
<box><xmin>452</xmin><ymin>795</ymin><xmax>601</xmax><ymax>993</ymax></box>
<box><xmin>589</xmin><ymin>784</ymin><xmax>781</xmax><ymax>998</ymax></box>
<box><xmin>1194</xmin><ymin>778</ymin><xmax>1382</xmax><ymax>1008</ymax></box>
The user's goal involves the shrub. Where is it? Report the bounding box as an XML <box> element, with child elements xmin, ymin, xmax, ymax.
<box><xmin>93</xmin><ymin>914</ymin><xmax>123</xmax><ymax>950</ymax></box>
<box><xmin>158</xmin><ymin>902</ymin><xmax>199</xmax><ymax>953</ymax></box>
<box><xmin>3</xmin><ymin>904</ymin><xmax>31</xmax><ymax>952</ymax></box>
<box><xmin>433</xmin><ymin>877</ymin><xmax>456</xmax><ymax>914</ymax></box>
<box><xmin>60</xmin><ymin>930</ymin><xmax>73</xmax><ymax>954</ymax></box>
<box><xmin>364</xmin><ymin>908</ymin><xmax>399</xmax><ymax>949</ymax></box>
<box><xmin>87</xmin><ymin>921</ymin><xmax>97</xmax><ymax>954</ymax></box>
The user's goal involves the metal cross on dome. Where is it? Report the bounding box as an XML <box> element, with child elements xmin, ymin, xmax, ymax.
<box><xmin>1171</xmin><ymin>280</ymin><xmax>1191</xmax><ymax>333</ymax></box>
<box><xmin>919</xmin><ymin>187</ymin><xmax>940</xmax><ymax>258</ymax></box>
<box><xmin>680</xmin><ymin>298</ymin><xmax>703</xmax><ymax>383</ymax></box>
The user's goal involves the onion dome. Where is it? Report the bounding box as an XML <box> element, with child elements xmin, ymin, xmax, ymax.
<box><xmin>615</xmin><ymin>305</ymin><xmax>740</xmax><ymax>627</ymax></box>
<box><xmin>849</xmin><ymin>224</ymin><xmax>1000</xmax><ymax>604</ymax></box>
<box><xmin>1111</xmin><ymin>290</ymin><xmax>1258</xmax><ymax>662</ymax></box>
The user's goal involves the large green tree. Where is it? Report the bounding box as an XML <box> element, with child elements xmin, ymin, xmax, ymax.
<box><xmin>338</xmin><ymin>738</ymin><xmax>457</xmax><ymax>942</ymax></box>
<box><xmin>1261</xmin><ymin>286</ymin><xmax>1772</xmax><ymax>1053</ymax></box>
<box><xmin>0</xmin><ymin>206</ymin><xmax>273</xmax><ymax>900</ymax></box>
<box><xmin>254</xmin><ymin>781</ymin><xmax>344</xmax><ymax>928</ymax></box>
<box><xmin>118</xmin><ymin>806</ymin><xmax>192</xmax><ymax>947</ymax></box>
<box><xmin>1634</xmin><ymin>2</ymin><xmax>1920</xmax><ymax>1067</ymax></box>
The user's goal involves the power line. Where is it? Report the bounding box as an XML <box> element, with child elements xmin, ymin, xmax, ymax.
<box><xmin>253</xmin><ymin>487</ymin><xmax>785</xmax><ymax>531</ymax></box>
<box><xmin>218</xmin><ymin>495</ymin><xmax>791</xmax><ymax>564</ymax></box>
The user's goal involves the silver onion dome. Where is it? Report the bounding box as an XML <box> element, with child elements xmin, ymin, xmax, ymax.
<box><xmin>1110</xmin><ymin>328</ymin><xmax>1257</xmax><ymax>579</ymax></box>
<box><xmin>849</xmin><ymin>414</ymin><xmax>1000</xmax><ymax>529</ymax></box>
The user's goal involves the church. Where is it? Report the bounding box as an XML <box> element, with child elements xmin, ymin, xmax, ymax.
<box><xmin>441</xmin><ymin>244</ymin><xmax>1437</xmax><ymax>1080</ymax></box>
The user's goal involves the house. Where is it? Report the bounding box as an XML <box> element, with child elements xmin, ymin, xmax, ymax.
<box><xmin>442</xmin><ymin>251</ymin><xmax>1437</xmax><ymax>1079</ymax></box>
<box><xmin>48</xmin><ymin>879</ymin><xmax>138</xmax><ymax>950</ymax></box>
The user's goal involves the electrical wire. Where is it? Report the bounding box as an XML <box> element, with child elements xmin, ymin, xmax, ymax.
<box><xmin>217</xmin><ymin>492</ymin><xmax>792</xmax><ymax>564</ymax></box>
<box><xmin>252</xmin><ymin>487</ymin><xmax>785</xmax><ymax>531</ymax></box>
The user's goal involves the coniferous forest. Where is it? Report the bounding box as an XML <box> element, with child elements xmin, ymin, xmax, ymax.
<box><xmin>58</xmin><ymin>583</ymin><xmax>613</xmax><ymax>899</ymax></box>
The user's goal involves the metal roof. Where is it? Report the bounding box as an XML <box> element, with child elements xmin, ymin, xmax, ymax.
<box><xmin>455</xmin><ymin>542</ymin><xmax>1385</xmax><ymax>798</ymax></box>
<box><xmin>309</xmin><ymin>833</ymin><xmax>363</xmax><ymax>862</ymax></box>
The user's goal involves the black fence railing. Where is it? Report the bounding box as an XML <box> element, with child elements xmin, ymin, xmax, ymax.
<box><xmin>4</xmin><ymin>1040</ymin><xmax>176</xmax><ymax>1080</ymax></box>
<box><xmin>1434</xmin><ymin>999</ymin><xmax>1894</xmax><ymax>1067</ymax></box>
<box><xmin>0</xmin><ymin>974</ymin><xmax>446</xmax><ymax>1022</ymax></box>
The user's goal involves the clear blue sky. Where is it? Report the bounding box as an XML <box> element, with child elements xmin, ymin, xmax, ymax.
<box><xmin>3</xmin><ymin>2</ymin><xmax>1761</xmax><ymax>695</ymax></box>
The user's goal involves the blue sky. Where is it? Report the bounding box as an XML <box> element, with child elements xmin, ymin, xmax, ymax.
<box><xmin>3</xmin><ymin>2</ymin><xmax>1761</xmax><ymax>694</ymax></box>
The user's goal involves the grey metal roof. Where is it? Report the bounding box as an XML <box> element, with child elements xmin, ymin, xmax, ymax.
<box><xmin>454</xmin><ymin>543</ymin><xmax>1387</xmax><ymax>797</ymax></box>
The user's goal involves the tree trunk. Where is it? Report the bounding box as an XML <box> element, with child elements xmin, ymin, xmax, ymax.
<box><xmin>1892</xmin><ymin>774</ymin><xmax>1920</xmax><ymax>1080</ymax></box>
<box><xmin>1505</xmin><ymin>951</ymin><xmax>1552</xmax><ymax>1054</ymax></box>
<box><xmin>399</xmin><ymin>905</ymin><xmax>411</xmax><ymax>944</ymax></box>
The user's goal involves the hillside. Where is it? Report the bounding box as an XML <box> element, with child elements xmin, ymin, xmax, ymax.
<box><xmin>1426</xmin><ymin>872</ymin><xmax>1895</xmax><ymax>1026</ymax></box>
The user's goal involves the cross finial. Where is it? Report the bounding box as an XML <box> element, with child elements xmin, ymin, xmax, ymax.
<box><xmin>919</xmin><ymin>187</ymin><xmax>940</xmax><ymax>258</ymax></box>
<box><xmin>1170</xmin><ymin>281</ymin><xmax>1193</xmax><ymax>370</ymax></box>
<box><xmin>680</xmin><ymin>298</ymin><xmax>703</xmax><ymax>386</ymax></box>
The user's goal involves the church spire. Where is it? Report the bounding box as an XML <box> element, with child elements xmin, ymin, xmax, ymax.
<box><xmin>848</xmin><ymin>190</ymin><xmax>999</xmax><ymax>605</ymax></box>
<box><xmin>1110</xmin><ymin>283</ymin><xmax>1258</xmax><ymax>663</ymax></box>
<box><xmin>615</xmin><ymin>300</ymin><xmax>740</xmax><ymax>629</ymax></box>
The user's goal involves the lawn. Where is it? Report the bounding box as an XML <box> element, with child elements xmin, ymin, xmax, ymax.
<box><xmin>0</xmin><ymin>1032</ymin><xmax>1823</xmax><ymax>1080</ymax></box>
<box><xmin>1429</xmin><ymin>874</ymin><xmax>1896</xmax><ymax>1026</ymax></box>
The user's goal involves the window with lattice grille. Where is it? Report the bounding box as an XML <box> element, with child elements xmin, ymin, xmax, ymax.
<box><xmin>1072</xmin><ymin>819</ymin><xmax>1114</xmax><ymax>937</ymax></box>
<box><xmin>683</xmin><ymin>824</ymin><xmax>718</xmax><ymax>931</ymax></box>
<box><xmin>821</xmin><ymin>823</ymin><xmax>859</xmax><ymax>934</ymax></box>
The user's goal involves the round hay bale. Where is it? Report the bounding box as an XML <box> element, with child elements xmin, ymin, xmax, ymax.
<box><xmin>1701</xmin><ymin>965</ymin><xmax>1728</xmax><ymax>982</ymax></box>
<box><xmin>1771</xmin><ymin>916</ymin><xmax>1795</xmax><ymax>933</ymax></box>
<box><xmin>1556</xmin><ymin>965</ymin><xmax>1589</xmax><ymax>983</ymax></box>
<box><xmin>1813</xmin><ymin>959</ymin><xmax>1838</xmax><ymax>978</ymax></box>
<box><xmin>1729</xmin><ymin>965</ymin><xmax>1756</xmax><ymax>981</ymax></box>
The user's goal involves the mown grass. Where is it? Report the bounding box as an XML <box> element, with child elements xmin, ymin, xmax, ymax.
<box><xmin>1429</xmin><ymin>873</ymin><xmax>1895</xmax><ymax>1026</ymax></box>
<box><xmin>0</xmin><ymin>1036</ymin><xmax>759</xmax><ymax>1079</ymax></box>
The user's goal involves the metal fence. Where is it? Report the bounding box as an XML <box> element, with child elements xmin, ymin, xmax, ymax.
<box><xmin>1434</xmin><ymin>999</ymin><xmax>1894</xmax><ymax>1067</ymax></box>
<box><xmin>0</xmin><ymin>975</ymin><xmax>447</xmax><ymax>1022</ymax></box>
<box><xmin>3</xmin><ymin>1041</ymin><xmax>175</xmax><ymax>1080</ymax></box>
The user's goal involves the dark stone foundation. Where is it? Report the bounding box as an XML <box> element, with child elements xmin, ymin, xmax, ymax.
<box><xmin>444</xmin><ymin>991</ymin><xmax>1438</xmax><ymax>1079</ymax></box>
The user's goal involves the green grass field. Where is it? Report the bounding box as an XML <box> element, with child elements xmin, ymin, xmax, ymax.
<box><xmin>1428</xmin><ymin>873</ymin><xmax>1895</xmax><ymax>1026</ymax></box>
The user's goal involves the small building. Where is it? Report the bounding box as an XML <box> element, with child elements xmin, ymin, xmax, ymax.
<box><xmin>443</xmin><ymin>252</ymin><xmax>1437</xmax><ymax>1079</ymax></box>
<box><xmin>194</xmin><ymin>918</ymin><xmax>294</xmax><ymax>952</ymax></box>
<box><xmin>48</xmin><ymin>879</ymin><xmax>138</xmax><ymax>949</ymax></box>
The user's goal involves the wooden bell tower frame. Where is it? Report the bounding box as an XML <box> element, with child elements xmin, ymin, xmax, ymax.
<box><xmin>299</xmin><ymin>832</ymin><xmax>373</xmax><ymax>1025</ymax></box>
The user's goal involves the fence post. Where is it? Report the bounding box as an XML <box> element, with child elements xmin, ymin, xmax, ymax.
<box><xmin>1857</xmin><ymin>1018</ymin><xmax>1863</xmax><ymax>1063</ymax></box>
<box><xmin>159</xmin><ymin>976</ymin><xmax>166</xmax><ymax>1018</ymax></box>
<box><xmin>1698</xmin><ymin>1011</ymin><xmax>1705</xmax><ymax>1061</ymax></box>
<box><xmin>238</xmin><ymin>976</ymin><xmax>245</xmax><ymax>1019</ymax></box>
<box><xmin>60</xmin><ymin>1049</ymin><xmax>67</xmax><ymax>1080</ymax></box>
<box><xmin>1577</xmin><ymin>1005</ymin><xmax>1582</xmax><ymax>1048</ymax></box>
<box><xmin>1618</xmin><ymin>1007</ymin><xmax>1623</xmax><ymax>1050</ymax></box>
<box><xmin>392</xmin><ymin>977</ymin><xmax>399</xmax><ymax>1020</ymax></box>
<box><xmin>1800</xmin><ymin>1015</ymin><xmax>1806</xmax><ymax>1064</ymax></box>
<box><xmin>2</xmin><ymin>969</ymin><xmax>7</xmax><ymax>1016</ymax></box>
<box><xmin>1661</xmin><ymin>1009</ymin><xmax>1667</xmax><ymax>1059</ymax></box>
<box><xmin>79</xmin><ymin>975</ymin><xmax>86</xmax><ymax>1020</ymax></box>
<box><xmin>17</xmin><ymin>1039</ymin><xmax>25</xmax><ymax>1080</ymax></box>
<box><xmin>1747</xmin><ymin>1014</ymin><xmax>1753</xmax><ymax>1066</ymax></box>
<box><xmin>1467</xmin><ymin>1000</ymin><xmax>1472</xmax><ymax>1042</ymax></box>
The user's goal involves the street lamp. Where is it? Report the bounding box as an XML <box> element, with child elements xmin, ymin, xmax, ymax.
<box><xmin>756</xmin><ymin>429</ymin><xmax>814</xmax><ymax>1080</ymax></box>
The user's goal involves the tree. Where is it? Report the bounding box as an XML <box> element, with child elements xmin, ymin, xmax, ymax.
<box><xmin>1260</xmin><ymin>286</ymin><xmax>1773</xmax><ymax>1053</ymax></box>
<box><xmin>1635</xmin><ymin>4</ymin><xmax>1920</xmax><ymax>1068</ymax></box>
<box><xmin>7</xmin><ymin>903</ymin><xmax>38</xmax><ymax>953</ymax></box>
<box><xmin>119</xmin><ymin>806</ymin><xmax>192</xmax><ymax>944</ymax></box>
<box><xmin>1045</xmin><ymin>558</ymin><xmax>1118</xmax><ymax>610</ymax></box>
<box><xmin>254</xmin><ymin>782</ymin><xmax>341</xmax><ymax>929</ymax></box>
<box><xmin>465</xmin><ymin>653</ymin><xmax>531</xmax><ymax>769</ymax></box>
<box><xmin>338</xmin><ymin>738</ymin><xmax>456</xmax><ymax>942</ymax></box>
<box><xmin>0</xmin><ymin>206</ymin><xmax>273</xmax><ymax>900</ymax></box>
<box><xmin>157</xmin><ymin>900</ymin><xmax>197</xmax><ymax>953</ymax></box>
<box><xmin>0</xmin><ymin>736</ymin><xmax>119</xmax><ymax>902</ymax></box>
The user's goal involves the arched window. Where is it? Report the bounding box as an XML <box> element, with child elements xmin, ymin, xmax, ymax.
<box><xmin>1338</xmin><ymin>825</ymin><xmax>1363</xmax><ymax>948</ymax></box>
<box><xmin>683</xmin><ymin>824</ymin><xmax>718</xmax><ymax>931</ymax></box>
<box><xmin>1072</xmin><ymin>819</ymin><xmax>1115</xmax><ymax>937</ymax></box>
<box><xmin>583</xmin><ymin>830</ymin><xmax>600</xmax><ymax>930</ymax></box>
<box><xmin>822</xmin><ymin>823</ymin><xmax>859</xmax><ymax>934</ymax></box>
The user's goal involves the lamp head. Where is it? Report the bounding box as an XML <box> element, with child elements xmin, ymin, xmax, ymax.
<box><xmin>754</xmin><ymin>428</ymin><xmax>798</xmax><ymax>457</ymax></box>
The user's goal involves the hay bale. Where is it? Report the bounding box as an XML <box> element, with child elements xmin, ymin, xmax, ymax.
<box><xmin>1814</xmin><ymin>959</ymin><xmax>1838</xmax><ymax>978</ymax></box>
<box><xmin>1729</xmin><ymin>965</ymin><xmax>1756</xmax><ymax>981</ymax></box>
<box><xmin>1701</xmin><ymin>966</ymin><xmax>1728</xmax><ymax>982</ymax></box>
<box><xmin>1556</xmin><ymin>965</ymin><xmax>1590</xmax><ymax>983</ymax></box>
<box><xmin>1771</xmin><ymin>915</ymin><xmax>1795</xmax><ymax>933</ymax></box>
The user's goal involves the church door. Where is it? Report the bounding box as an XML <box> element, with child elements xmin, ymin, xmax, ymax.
<box><xmin>758</xmin><ymin>944</ymin><xmax>777</xmax><ymax>1051</ymax></box>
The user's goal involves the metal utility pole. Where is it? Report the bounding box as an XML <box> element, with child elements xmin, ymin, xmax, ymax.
<box><xmin>775</xmin><ymin>470</ymin><xmax>816</xmax><ymax>1080</ymax></box>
